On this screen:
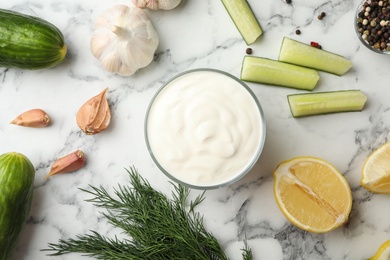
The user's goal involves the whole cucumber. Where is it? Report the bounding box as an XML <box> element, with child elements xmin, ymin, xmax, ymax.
<box><xmin>0</xmin><ymin>152</ymin><xmax>35</xmax><ymax>260</ymax></box>
<box><xmin>0</xmin><ymin>9</ymin><xmax>67</xmax><ymax>69</ymax></box>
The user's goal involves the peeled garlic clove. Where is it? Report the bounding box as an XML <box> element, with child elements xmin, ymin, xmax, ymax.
<box><xmin>11</xmin><ymin>108</ymin><xmax>51</xmax><ymax>128</ymax></box>
<box><xmin>46</xmin><ymin>150</ymin><xmax>86</xmax><ymax>178</ymax></box>
<box><xmin>90</xmin><ymin>5</ymin><xmax>159</xmax><ymax>76</ymax></box>
<box><xmin>132</xmin><ymin>0</ymin><xmax>181</xmax><ymax>10</ymax></box>
<box><xmin>76</xmin><ymin>88</ymin><xmax>111</xmax><ymax>135</ymax></box>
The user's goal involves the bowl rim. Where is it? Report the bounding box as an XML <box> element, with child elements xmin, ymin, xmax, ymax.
<box><xmin>144</xmin><ymin>68</ymin><xmax>267</xmax><ymax>190</ymax></box>
<box><xmin>354</xmin><ymin>1</ymin><xmax>390</xmax><ymax>54</ymax></box>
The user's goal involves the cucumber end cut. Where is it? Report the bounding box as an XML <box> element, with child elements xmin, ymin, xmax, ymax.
<box><xmin>287</xmin><ymin>90</ymin><xmax>367</xmax><ymax>117</ymax></box>
<box><xmin>244</xmin><ymin>28</ymin><xmax>263</xmax><ymax>45</ymax></box>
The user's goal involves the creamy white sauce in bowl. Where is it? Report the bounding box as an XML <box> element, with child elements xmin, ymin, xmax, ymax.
<box><xmin>145</xmin><ymin>69</ymin><xmax>266</xmax><ymax>189</ymax></box>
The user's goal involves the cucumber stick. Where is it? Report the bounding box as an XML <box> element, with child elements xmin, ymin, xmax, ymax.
<box><xmin>279</xmin><ymin>37</ymin><xmax>352</xmax><ymax>76</ymax></box>
<box><xmin>221</xmin><ymin>0</ymin><xmax>262</xmax><ymax>45</ymax></box>
<box><xmin>240</xmin><ymin>56</ymin><xmax>320</xmax><ymax>90</ymax></box>
<box><xmin>288</xmin><ymin>90</ymin><xmax>367</xmax><ymax>117</ymax></box>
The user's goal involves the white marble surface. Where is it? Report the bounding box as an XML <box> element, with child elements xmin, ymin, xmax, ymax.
<box><xmin>1</xmin><ymin>0</ymin><xmax>389</xmax><ymax>259</ymax></box>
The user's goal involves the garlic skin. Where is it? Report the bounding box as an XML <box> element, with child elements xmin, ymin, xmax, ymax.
<box><xmin>90</xmin><ymin>5</ymin><xmax>159</xmax><ymax>76</ymax></box>
<box><xmin>132</xmin><ymin>0</ymin><xmax>181</xmax><ymax>10</ymax></box>
<box><xmin>76</xmin><ymin>88</ymin><xmax>111</xmax><ymax>135</ymax></box>
<box><xmin>10</xmin><ymin>108</ymin><xmax>50</xmax><ymax>128</ymax></box>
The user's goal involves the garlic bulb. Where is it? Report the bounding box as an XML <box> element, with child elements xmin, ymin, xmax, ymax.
<box><xmin>132</xmin><ymin>0</ymin><xmax>181</xmax><ymax>10</ymax></box>
<box><xmin>90</xmin><ymin>5</ymin><xmax>159</xmax><ymax>76</ymax></box>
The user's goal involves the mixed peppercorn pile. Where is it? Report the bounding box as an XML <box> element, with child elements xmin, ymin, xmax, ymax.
<box><xmin>356</xmin><ymin>0</ymin><xmax>390</xmax><ymax>52</ymax></box>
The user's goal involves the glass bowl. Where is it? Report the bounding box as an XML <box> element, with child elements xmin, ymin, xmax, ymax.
<box><xmin>144</xmin><ymin>68</ymin><xmax>266</xmax><ymax>190</ymax></box>
<box><xmin>354</xmin><ymin>0</ymin><xmax>390</xmax><ymax>54</ymax></box>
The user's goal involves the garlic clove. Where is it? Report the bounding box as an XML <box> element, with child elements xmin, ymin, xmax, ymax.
<box><xmin>131</xmin><ymin>0</ymin><xmax>182</xmax><ymax>10</ymax></box>
<box><xmin>10</xmin><ymin>108</ymin><xmax>51</xmax><ymax>128</ymax></box>
<box><xmin>76</xmin><ymin>88</ymin><xmax>111</xmax><ymax>135</ymax></box>
<box><xmin>90</xmin><ymin>5</ymin><xmax>159</xmax><ymax>76</ymax></box>
<box><xmin>45</xmin><ymin>150</ymin><xmax>86</xmax><ymax>178</ymax></box>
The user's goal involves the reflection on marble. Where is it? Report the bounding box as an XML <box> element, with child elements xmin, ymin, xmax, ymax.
<box><xmin>0</xmin><ymin>0</ymin><xmax>389</xmax><ymax>259</ymax></box>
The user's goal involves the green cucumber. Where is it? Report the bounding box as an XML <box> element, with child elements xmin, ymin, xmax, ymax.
<box><xmin>0</xmin><ymin>152</ymin><xmax>35</xmax><ymax>260</ymax></box>
<box><xmin>0</xmin><ymin>9</ymin><xmax>66</xmax><ymax>69</ymax></box>
<box><xmin>287</xmin><ymin>90</ymin><xmax>367</xmax><ymax>117</ymax></box>
<box><xmin>221</xmin><ymin>0</ymin><xmax>262</xmax><ymax>45</ymax></box>
<box><xmin>278</xmin><ymin>37</ymin><xmax>352</xmax><ymax>76</ymax></box>
<box><xmin>240</xmin><ymin>56</ymin><xmax>320</xmax><ymax>90</ymax></box>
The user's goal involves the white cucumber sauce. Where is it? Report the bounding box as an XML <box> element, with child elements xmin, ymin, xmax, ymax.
<box><xmin>146</xmin><ymin>70</ymin><xmax>265</xmax><ymax>189</ymax></box>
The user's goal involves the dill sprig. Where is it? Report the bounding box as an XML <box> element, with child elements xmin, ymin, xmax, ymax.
<box><xmin>42</xmin><ymin>166</ymin><xmax>253</xmax><ymax>260</ymax></box>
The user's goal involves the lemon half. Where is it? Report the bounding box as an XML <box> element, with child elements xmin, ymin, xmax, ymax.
<box><xmin>273</xmin><ymin>156</ymin><xmax>352</xmax><ymax>233</ymax></box>
<box><xmin>362</xmin><ymin>142</ymin><xmax>390</xmax><ymax>194</ymax></box>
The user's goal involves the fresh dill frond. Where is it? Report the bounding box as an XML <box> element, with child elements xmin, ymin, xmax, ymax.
<box><xmin>42</xmin><ymin>166</ymin><xmax>252</xmax><ymax>260</ymax></box>
<box><xmin>241</xmin><ymin>240</ymin><xmax>253</xmax><ymax>260</ymax></box>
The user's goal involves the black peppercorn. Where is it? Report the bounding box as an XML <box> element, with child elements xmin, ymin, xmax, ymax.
<box><xmin>246</xmin><ymin>48</ymin><xmax>252</xmax><ymax>55</ymax></box>
<box><xmin>318</xmin><ymin>11</ymin><xmax>326</xmax><ymax>20</ymax></box>
<box><xmin>295</xmin><ymin>29</ymin><xmax>301</xmax><ymax>35</ymax></box>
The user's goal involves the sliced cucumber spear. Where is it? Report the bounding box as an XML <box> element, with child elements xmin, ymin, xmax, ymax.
<box><xmin>221</xmin><ymin>0</ymin><xmax>262</xmax><ymax>45</ymax></box>
<box><xmin>240</xmin><ymin>56</ymin><xmax>320</xmax><ymax>90</ymax></box>
<box><xmin>278</xmin><ymin>37</ymin><xmax>353</xmax><ymax>76</ymax></box>
<box><xmin>288</xmin><ymin>90</ymin><xmax>367</xmax><ymax>117</ymax></box>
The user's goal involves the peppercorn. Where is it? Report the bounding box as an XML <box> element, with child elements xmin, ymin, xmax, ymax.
<box><xmin>295</xmin><ymin>29</ymin><xmax>301</xmax><ymax>35</ymax></box>
<box><xmin>285</xmin><ymin>0</ymin><xmax>292</xmax><ymax>4</ymax></box>
<box><xmin>318</xmin><ymin>11</ymin><xmax>326</xmax><ymax>20</ymax></box>
<box><xmin>310</xmin><ymin>41</ymin><xmax>322</xmax><ymax>49</ymax></box>
<box><xmin>246</xmin><ymin>48</ymin><xmax>252</xmax><ymax>55</ymax></box>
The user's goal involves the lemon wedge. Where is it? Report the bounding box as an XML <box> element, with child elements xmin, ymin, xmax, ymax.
<box><xmin>273</xmin><ymin>156</ymin><xmax>352</xmax><ymax>233</ymax></box>
<box><xmin>370</xmin><ymin>240</ymin><xmax>390</xmax><ymax>260</ymax></box>
<box><xmin>362</xmin><ymin>142</ymin><xmax>390</xmax><ymax>193</ymax></box>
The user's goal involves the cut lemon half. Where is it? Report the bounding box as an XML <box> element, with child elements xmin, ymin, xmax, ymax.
<box><xmin>273</xmin><ymin>156</ymin><xmax>352</xmax><ymax>233</ymax></box>
<box><xmin>362</xmin><ymin>142</ymin><xmax>390</xmax><ymax>193</ymax></box>
<box><xmin>370</xmin><ymin>240</ymin><xmax>390</xmax><ymax>260</ymax></box>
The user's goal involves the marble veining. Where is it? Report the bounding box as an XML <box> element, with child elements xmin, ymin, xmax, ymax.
<box><xmin>0</xmin><ymin>0</ymin><xmax>388</xmax><ymax>259</ymax></box>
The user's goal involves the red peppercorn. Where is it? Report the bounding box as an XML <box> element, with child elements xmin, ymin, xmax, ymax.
<box><xmin>310</xmin><ymin>41</ymin><xmax>322</xmax><ymax>49</ymax></box>
<box><xmin>310</xmin><ymin>41</ymin><xmax>319</xmax><ymax>47</ymax></box>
